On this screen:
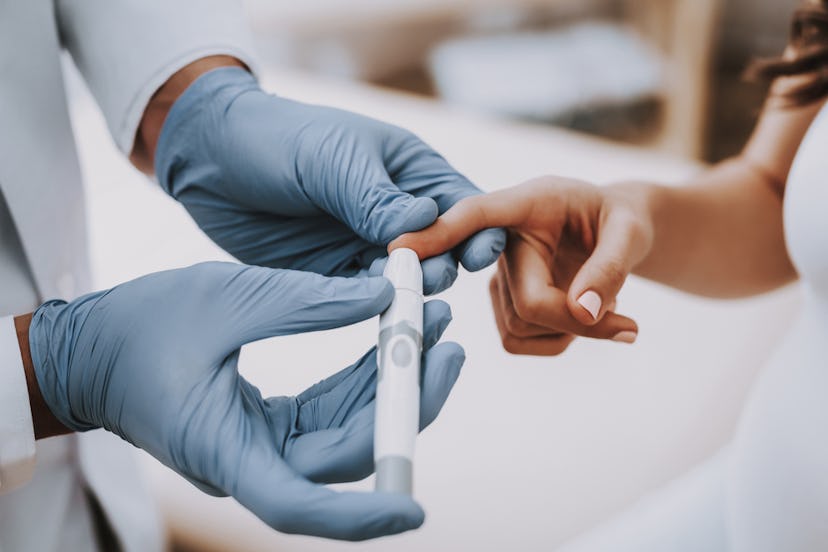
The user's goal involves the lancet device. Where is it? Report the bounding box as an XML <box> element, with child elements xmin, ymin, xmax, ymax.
<box><xmin>374</xmin><ymin>248</ymin><xmax>423</xmax><ymax>494</ymax></box>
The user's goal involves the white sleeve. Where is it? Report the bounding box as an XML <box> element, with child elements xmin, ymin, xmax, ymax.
<box><xmin>0</xmin><ymin>316</ymin><xmax>35</xmax><ymax>493</ymax></box>
<box><xmin>56</xmin><ymin>0</ymin><xmax>260</xmax><ymax>154</ymax></box>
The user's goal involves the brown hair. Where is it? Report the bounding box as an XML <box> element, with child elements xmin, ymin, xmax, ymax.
<box><xmin>745</xmin><ymin>0</ymin><xmax>828</xmax><ymax>105</ymax></box>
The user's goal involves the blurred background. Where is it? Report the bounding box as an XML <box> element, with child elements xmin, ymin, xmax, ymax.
<box><xmin>64</xmin><ymin>0</ymin><xmax>803</xmax><ymax>551</ymax></box>
<box><xmin>242</xmin><ymin>0</ymin><xmax>796</xmax><ymax>161</ymax></box>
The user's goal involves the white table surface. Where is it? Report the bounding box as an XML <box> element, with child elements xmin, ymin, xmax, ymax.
<box><xmin>67</xmin><ymin>65</ymin><xmax>800</xmax><ymax>551</ymax></box>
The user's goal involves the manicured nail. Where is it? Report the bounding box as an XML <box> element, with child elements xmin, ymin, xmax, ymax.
<box><xmin>612</xmin><ymin>331</ymin><xmax>637</xmax><ymax>344</ymax></box>
<box><xmin>577</xmin><ymin>290</ymin><xmax>602</xmax><ymax>320</ymax></box>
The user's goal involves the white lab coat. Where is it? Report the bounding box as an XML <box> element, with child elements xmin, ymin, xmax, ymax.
<box><xmin>0</xmin><ymin>1</ymin><xmax>256</xmax><ymax>550</ymax></box>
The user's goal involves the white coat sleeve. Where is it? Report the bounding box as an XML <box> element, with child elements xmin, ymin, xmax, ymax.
<box><xmin>56</xmin><ymin>0</ymin><xmax>260</xmax><ymax>154</ymax></box>
<box><xmin>0</xmin><ymin>316</ymin><xmax>35</xmax><ymax>493</ymax></box>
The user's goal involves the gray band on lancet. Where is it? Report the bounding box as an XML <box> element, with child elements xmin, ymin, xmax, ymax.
<box><xmin>377</xmin><ymin>321</ymin><xmax>423</xmax><ymax>383</ymax></box>
<box><xmin>375</xmin><ymin>456</ymin><xmax>413</xmax><ymax>494</ymax></box>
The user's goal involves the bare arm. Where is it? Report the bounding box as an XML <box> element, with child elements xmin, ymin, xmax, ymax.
<box><xmin>632</xmin><ymin>80</ymin><xmax>825</xmax><ymax>297</ymax></box>
<box><xmin>393</xmin><ymin>77</ymin><xmax>827</xmax><ymax>354</ymax></box>
<box><xmin>397</xmin><ymin>79</ymin><xmax>826</xmax><ymax>302</ymax></box>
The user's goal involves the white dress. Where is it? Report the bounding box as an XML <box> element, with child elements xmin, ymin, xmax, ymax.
<box><xmin>559</xmin><ymin>102</ymin><xmax>828</xmax><ymax>551</ymax></box>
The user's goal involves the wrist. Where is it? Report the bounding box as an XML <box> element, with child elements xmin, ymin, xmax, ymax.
<box><xmin>154</xmin><ymin>66</ymin><xmax>260</xmax><ymax>198</ymax></box>
<box><xmin>605</xmin><ymin>180</ymin><xmax>660</xmax><ymax>271</ymax></box>
<box><xmin>14</xmin><ymin>313</ymin><xmax>71</xmax><ymax>440</ymax></box>
<box><xmin>131</xmin><ymin>55</ymin><xmax>248</xmax><ymax>173</ymax></box>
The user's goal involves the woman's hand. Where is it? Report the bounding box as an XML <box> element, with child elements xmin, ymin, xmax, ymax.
<box><xmin>392</xmin><ymin>176</ymin><xmax>652</xmax><ymax>355</ymax></box>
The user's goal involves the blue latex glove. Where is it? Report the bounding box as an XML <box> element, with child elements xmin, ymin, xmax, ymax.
<box><xmin>154</xmin><ymin>67</ymin><xmax>505</xmax><ymax>295</ymax></box>
<box><xmin>28</xmin><ymin>262</ymin><xmax>463</xmax><ymax>540</ymax></box>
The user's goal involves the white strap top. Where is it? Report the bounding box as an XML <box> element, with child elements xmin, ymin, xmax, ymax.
<box><xmin>785</xmin><ymin>101</ymin><xmax>828</xmax><ymax>298</ymax></box>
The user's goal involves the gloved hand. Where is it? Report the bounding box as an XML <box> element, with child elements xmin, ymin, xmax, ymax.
<box><xmin>28</xmin><ymin>262</ymin><xmax>464</xmax><ymax>540</ymax></box>
<box><xmin>154</xmin><ymin>67</ymin><xmax>505</xmax><ymax>294</ymax></box>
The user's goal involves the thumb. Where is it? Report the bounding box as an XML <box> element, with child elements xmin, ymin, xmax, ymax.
<box><xmin>233</xmin><ymin>444</ymin><xmax>425</xmax><ymax>540</ymax></box>
<box><xmin>220</xmin><ymin>265</ymin><xmax>394</xmax><ymax>347</ymax></box>
<box><xmin>336</xmin><ymin>160</ymin><xmax>439</xmax><ymax>245</ymax></box>
<box><xmin>567</xmin><ymin>210</ymin><xmax>649</xmax><ymax>325</ymax></box>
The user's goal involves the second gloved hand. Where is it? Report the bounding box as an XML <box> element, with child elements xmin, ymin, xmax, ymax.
<box><xmin>28</xmin><ymin>262</ymin><xmax>464</xmax><ymax>540</ymax></box>
<box><xmin>154</xmin><ymin>67</ymin><xmax>505</xmax><ymax>294</ymax></box>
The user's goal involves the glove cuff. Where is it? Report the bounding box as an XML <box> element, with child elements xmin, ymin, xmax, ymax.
<box><xmin>29</xmin><ymin>299</ymin><xmax>100</xmax><ymax>433</ymax></box>
<box><xmin>154</xmin><ymin>66</ymin><xmax>259</xmax><ymax>198</ymax></box>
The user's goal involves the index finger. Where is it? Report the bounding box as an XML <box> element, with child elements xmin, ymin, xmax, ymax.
<box><xmin>389</xmin><ymin>188</ymin><xmax>533</xmax><ymax>260</ymax></box>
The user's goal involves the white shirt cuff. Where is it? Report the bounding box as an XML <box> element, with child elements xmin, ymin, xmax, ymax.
<box><xmin>57</xmin><ymin>0</ymin><xmax>260</xmax><ymax>154</ymax></box>
<box><xmin>0</xmin><ymin>315</ymin><xmax>36</xmax><ymax>493</ymax></box>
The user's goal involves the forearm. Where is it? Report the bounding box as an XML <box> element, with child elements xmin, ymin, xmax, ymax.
<box><xmin>14</xmin><ymin>313</ymin><xmax>71</xmax><ymax>440</ymax></box>
<box><xmin>626</xmin><ymin>157</ymin><xmax>796</xmax><ymax>297</ymax></box>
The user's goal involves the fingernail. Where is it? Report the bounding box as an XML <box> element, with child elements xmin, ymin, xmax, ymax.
<box><xmin>577</xmin><ymin>290</ymin><xmax>602</xmax><ymax>320</ymax></box>
<box><xmin>612</xmin><ymin>331</ymin><xmax>637</xmax><ymax>344</ymax></box>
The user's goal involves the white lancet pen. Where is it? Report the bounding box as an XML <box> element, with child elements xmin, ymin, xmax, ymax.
<box><xmin>374</xmin><ymin>248</ymin><xmax>424</xmax><ymax>494</ymax></box>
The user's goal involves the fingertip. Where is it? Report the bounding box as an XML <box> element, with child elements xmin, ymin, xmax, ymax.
<box><xmin>345</xmin><ymin>491</ymin><xmax>425</xmax><ymax>541</ymax></box>
<box><xmin>430</xmin><ymin>341</ymin><xmax>466</xmax><ymax>373</ymax></box>
<box><xmin>370</xmin><ymin>250</ymin><xmax>456</xmax><ymax>295</ymax></box>
<box><xmin>611</xmin><ymin>329</ymin><xmax>638</xmax><ymax>344</ymax></box>
<box><xmin>407</xmin><ymin>196</ymin><xmax>440</xmax><ymax>230</ymax></box>
<box><xmin>421</xmin><ymin>254</ymin><xmax>458</xmax><ymax>294</ymax></box>
<box><xmin>607</xmin><ymin>313</ymin><xmax>639</xmax><ymax>343</ymax></box>
<box><xmin>367</xmin><ymin>255</ymin><xmax>387</xmax><ymax>277</ymax></box>
<box><xmin>365</xmin><ymin>275</ymin><xmax>395</xmax><ymax>305</ymax></box>
<box><xmin>330</xmin><ymin>274</ymin><xmax>393</xmax><ymax>320</ymax></box>
<box><xmin>403</xmin><ymin>197</ymin><xmax>439</xmax><ymax>239</ymax></box>
<box><xmin>448</xmin><ymin>342</ymin><xmax>466</xmax><ymax>367</ymax></box>
<box><xmin>384</xmin><ymin>494</ymin><xmax>425</xmax><ymax>528</ymax></box>
<box><xmin>423</xmin><ymin>300</ymin><xmax>452</xmax><ymax>347</ymax></box>
<box><xmin>459</xmin><ymin>228</ymin><xmax>507</xmax><ymax>272</ymax></box>
<box><xmin>388</xmin><ymin>222</ymin><xmax>450</xmax><ymax>261</ymax></box>
<box><xmin>424</xmin><ymin>299</ymin><xmax>452</xmax><ymax>325</ymax></box>
<box><xmin>379</xmin><ymin>196</ymin><xmax>439</xmax><ymax>245</ymax></box>
<box><xmin>409</xmin><ymin>501</ymin><xmax>426</xmax><ymax>529</ymax></box>
<box><xmin>419</xmin><ymin>341</ymin><xmax>465</xmax><ymax>428</ymax></box>
<box><xmin>569</xmin><ymin>289</ymin><xmax>603</xmax><ymax>326</ymax></box>
<box><xmin>388</xmin><ymin>232</ymin><xmax>421</xmax><ymax>255</ymax></box>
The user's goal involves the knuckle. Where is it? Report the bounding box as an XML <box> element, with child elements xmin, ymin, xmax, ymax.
<box><xmin>547</xmin><ymin>346</ymin><xmax>568</xmax><ymax>357</ymax></box>
<box><xmin>523</xmin><ymin>176</ymin><xmax>556</xmax><ymax>195</ymax></box>
<box><xmin>512</xmin><ymin>294</ymin><xmax>542</xmax><ymax>322</ymax></box>
<box><xmin>504</xmin><ymin>310</ymin><xmax>535</xmax><ymax>337</ymax></box>
<box><xmin>551</xmin><ymin>337</ymin><xmax>575</xmax><ymax>356</ymax></box>
<box><xmin>621</xmin><ymin>212</ymin><xmax>652</xmax><ymax>242</ymax></box>
<box><xmin>488</xmin><ymin>277</ymin><xmax>498</xmax><ymax>294</ymax></box>
<box><xmin>598</xmin><ymin>260</ymin><xmax>628</xmax><ymax>289</ymax></box>
<box><xmin>605</xmin><ymin>208</ymin><xmax>653</xmax><ymax>257</ymax></box>
<box><xmin>543</xmin><ymin>335</ymin><xmax>575</xmax><ymax>356</ymax></box>
<box><xmin>501</xmin><ymin>335</ymin><xmax>523</xmax><ymax>355</ymax></box>
<box><xmin>455</xmin><ymin>195</ymin><xmax>487</xmax><ymax>226</ymax></box>
<box><xmin>503</xmin><ymin>310</ymin><xmax>523</xmax><ymax>334</ymax></box>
